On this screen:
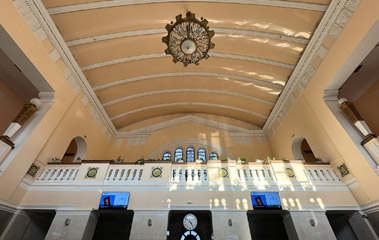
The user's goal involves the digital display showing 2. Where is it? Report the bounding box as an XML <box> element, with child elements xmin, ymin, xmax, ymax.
<box><xmin>99</xmin><ymin>192</ymin><xmax>130</xmax><ymax>209</ymax></box>
<box><xmin>251</xmin><ymin>192</ymin><xmax>282</xmax><ymax>210</ymax></box>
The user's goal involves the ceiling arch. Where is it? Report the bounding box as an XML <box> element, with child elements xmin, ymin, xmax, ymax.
<box><xmin>38</xmin><ymin>0</ymin><xmax>331</xmax><ymax>131</ymax></box>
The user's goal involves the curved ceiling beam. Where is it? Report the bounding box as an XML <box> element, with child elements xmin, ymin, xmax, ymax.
<box><xmin>93</xmin><ymin>72</ymin><xmax>284</xmax><ymax>92</ymax></box>
<box><xmin>82</xmin><ymin>53</ymin><xmax>295</xmax><ymax>72</ymax></box>
<box><xmin>110</xmin><ymin>102</ymin><xmax>269</xmax><ymax>121</ymax></box>
<box><xmin>47</xmin><ymin>0</ymin><xmax>328</xmax><ymax>15</ymax></box>
<box><xmin>102</xmin><ymin>89</ymin><xmax>276</xmax><ymax>107</ymax></box>
<box><xmin>67</xmin><ymin>28</ymin><xmax>309</xmax><ymax>47</ymax></box>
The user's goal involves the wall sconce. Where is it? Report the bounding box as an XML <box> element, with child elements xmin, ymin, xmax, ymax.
<box><xmin>148</xmin><ymin>219</ymin><xmax>152</xmax><ymax>226</ymax></box>
<box><xmin>228</xmin><ymin>219</ymin><xmax>232</xmax><ymax>226</ymax></box>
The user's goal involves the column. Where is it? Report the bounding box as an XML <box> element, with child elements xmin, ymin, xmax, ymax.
<box><xmin>283</xmin><ymin>211</ymin><xmax>336</xmax><ymax>240</ymax></box>
<box><xmin>348</xmin><ymin>212</ymin><xmax>378</xmax><ymax>240</ymax></box>
<box><xmin>129</xmin><ymin>210</ymin><xmax>168</xmax><ymax>240</ymax></box>
<box><xmin>45</xmin><ymin>210</ymin><xmax>98</xmax><ymax>240</ymax></box>
<box><xmin>339</xmin><ymin>98</ymin><xmax>379</xmax><ymax>166</ymax></box>
<box><xmin>212</xmin><ymin>211</ymin><xmax>251</xmax><ymax>240</ymax></box>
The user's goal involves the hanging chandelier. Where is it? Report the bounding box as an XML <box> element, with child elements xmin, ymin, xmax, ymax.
<box><xmin>162</xmin><ymin>12</ymin><xmax>215</xmax><ymax>67</ymax></box>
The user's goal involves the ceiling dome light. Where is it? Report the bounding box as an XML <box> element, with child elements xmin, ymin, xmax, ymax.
<box><xmin>162</xmin><ymin>12</ymin><xmax>215</xmax><ymax>67</ymax></box>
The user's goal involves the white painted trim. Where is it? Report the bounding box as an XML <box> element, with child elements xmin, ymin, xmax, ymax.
<box><xmin>117</xmin><ymin>115</ymin><xmax>264</xmax><ymax>138</ymax></box>
<box><xmin>47</xmin><ymin>0</ymin><xmax>328</xmax><ymax>15</ymax></box>
<box><xmin>83</xmin><ymin>53</ymin><xmax>294</xmax><ymax>72</ymax></box>
<box><xmin>67</xmin><ymin>28</ymin><xmax>309</xmax><ymax>47</ymax></box>
<box><xmin>27</xmin><ymin>0</ymin><xmax>118</xmax><ymax>136</ymax></box>
<box><xmin>110</xmin><ymin>102</ymin><xmax>268</xmax><ymax>121</ymax></box>
<box><xmin>94</xmin><ymin>73</ymin><xmax>283</xmax><ymax>93</ymax></box>
<box><xmin>263</xmin><ymin>0</ymin><xmax>353</xmax><ymax>135</ymax></box>
<box><xmin>147</xmin><ymin>138</ymin><xmax>234</xmax><ymax>159</ymax></box>
<box><xmin>104</xmin><ymin>89</ymin><xmax>275</xmax><ymax>108</ymax></box>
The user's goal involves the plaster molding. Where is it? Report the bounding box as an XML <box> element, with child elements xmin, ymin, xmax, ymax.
<box><xmin>103</xmin><ymin>89</ymin><xmax>275</xmax><ymax>108</ymax></box>
<box><xmin>127</xmin><ymin>136</ymin><xmax>149</xmax><ymax>145</ymax></box>
<box><xmin>25</xmin><ymin>0</ymin><xmax>118</xmax><ymax>136</ymax></box>
<box><xmin>117</xmin><ymin>115</ymin><xmax>264</xmax><ymax>139</ymax></box>
<box><xmin>95</xmin><ymin>73</ymin><xmax>283</xmax><ymax>92</ymax></box>
<box><xmin>67</xmin><ymin>27</ymin><xmax>309</xmax><ymax>47</ymax></box>
<box><xmin>83</xmin><ymin>53</ymin><xmax>295</xmax><ymax>72</ymax></box>
<box><xmin>47</xmin><ymin>0</ymin><xmax>328</xmax><ymax>15</ymax></box>
<box><xmin>0</xmin><ymin>200</ymin><xmax>19</xmax><ymax>213</ymax></box>
<box><xmin>110</xmin><ymin>102</ymin><xmax>268</xmax><ymax>121</ymax></box>
<box><xmin>360</xmin><ymin>200</ymin><xmax>379</xmax><ymax>214</ymax></box>
<box><xmin>147</xmin><ymin>138</ymin><xmax>234</xmax><ymax>159</ymax></box>
<box><xmin>263</xmin><ymin>0</ymin><xmax>357</xmax><ymax>137</ymax></box>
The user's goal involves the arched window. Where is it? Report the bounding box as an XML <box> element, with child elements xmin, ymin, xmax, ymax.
<box><xmin>186</xmin><ymin>147</ymin><xmax>195</xmax><ymax>162</ymax></box>
<box><xmin>209</xmin><ymin>152</ymin><xmax>219</xmax><ymax>160</ymax></box>
<box><xmin>174</xmin><ymin>148</ymin><xmax>183</xmax><ymax>162</ymax></box>
<box><xmin>198</xmin><ymin>148</ymin><xmax>206</xmax><ymax>162</ymax></box>
<box><xmin>162</xmin><ymin>152</ymin><xmax>171</xmax><ymax>161</ymax></box>
<box><xmin>62</xmin><ymin>136</ymin><xmax>87</xmax><ymax>163</ymax></box>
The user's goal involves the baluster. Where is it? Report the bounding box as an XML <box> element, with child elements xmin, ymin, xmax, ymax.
<box><xmin>118</xmin><ymin>169</ymin><xmax>125</xmax><ymax>181</ymax></box>
<box><xmin>71</xmin><ymin>169</ymin><xmax>79</xmax><ymax>181</ymax></box>
<box><xmin>237</xmin><ymin>169</ymin><xmax>241</xmax><ymax>180</ymax></box>
<box><xmin>61</xmin><ymin>169</ymin><xmax>69</xmax><ymax>181</ymax></box>
<box><xmin>318</xmin><ymin>169</ymin><xmax>327</xmax><ymax>182</ymax></box>
<box><xmin>252</xmin><ymin>169</ymin><xmax>259</xmax><ymax>181</ymax></box>
<box><xmin>125</xmin><ymin>169</ymin><xmax>131</xmax><ymax>181</ymax></box>
<box><xmin>307</xmin><ymin>169</ymin><xmax>316</xmax><ymax>181</ymax></box>
<box><xmin>242</xmin><ymin>169</ymin><xmax>247</xmax><ymax>180</ymax></box>
<box><xmin>113</xmin><ymin>169</ymin><xmax>120</xmax><ymax>181</ymax></box>
<box><xmin>66</xmin><ymin>168</ymin><xmax>74</xmax><ymax>181</ymax></box>
<box><xmin>106</xmin><ymin>169</ymin><xmax>113</xmax><ymax>181</ymax></box>
<box><xmin>48</xmin><ymin>169</ymin><xmax>58</xmax><ymax>181</ymax></box>
<box><xmin>179</xmin><ymin>169</ymin><xmax>183</xmax><ymax>181</ymax></box>
<box><xmin>203</xmin><ymin>169</ymin><xmax>207</xmax><ymax>181</ymax></box>
<box><xmin>257</xmin><ymin>169</ymin><xmax>265</xmax><ymax>180</ymax></box>
<box><xmin>328</xmin><ymin>169</ymin><xmax>339</xmax><ymax>181</ymax></box>
<box><xmin>138</xmin><ymin>169</ymin><xmax>143</xmax><ymax>181</ymax></box>
<box><xmin>266</xmin><ymin>169</ymin><xmax>273</xmax><ymax>181</ymax></box>
<box><xmin>185</xmin><ymin>169</ymin><xmax>189</xmax><ymax>182</ymax></box>
<box><xmin>313</xmin><ymin>169</ymin><xmax>322</xmax><ymax>181</ymax></box>
<box><xmin>197</xmin><ymin>169</ymin><xmax>201</xmax><ymax>181</ymax></box>
<box><xmin>132</xmin><ymin>169</ymin><xmax>137</xmax><ymax>181</ymax></box>
<box><xmin>55</xmin><ymin>169</ymin><xmax>65</xmax><ymax>181</ymax></box>
<box><xmin>109</xmin><ymin>169</ymin><xmax>116</xmax><ymax>181</ymax></box>
<box><xmin>38</xmin><ymin>169</ymin><xmax>49</xmax><ymax>181</ymax></box>
<box><xmin>191</xmin><ymin>169</ymin><xmax>195</xmax><ymax>181</ymax></box>
<box><xmin>172</xmin><ymin>169</ymin><xmax>177</xmax><ymax>181</ymax></box>
<box><xmin>249</xmin><ymin>169</ymin><xmax>253</xmax><ymax>180</ymax></box>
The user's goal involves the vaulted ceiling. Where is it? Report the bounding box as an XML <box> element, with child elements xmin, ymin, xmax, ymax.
<box><xmin>41</xmin><ymin>0</ymin><xmax>330</xmax><ymax>131</ymax></box>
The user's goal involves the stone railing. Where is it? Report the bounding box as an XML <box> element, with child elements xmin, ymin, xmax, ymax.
<box><xmin>36</xmin><ymin>166</ymin><xmax>79</xmax><ymax>183</ymax></box>
<box><xmin>32</xmin><ymin>160</ymin><xmax>343</xmax><ymax>188</ymax></box>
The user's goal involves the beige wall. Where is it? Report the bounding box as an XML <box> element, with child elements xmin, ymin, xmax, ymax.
<box><xmin>108</xmin><ymin>122</ymin><xmax>273</xmax><ymax>163</ymax></box>
<box><xmin>268</xmin><ymin>0</ymin><xmax>379</xmax><ymax>205</ymax></box>
<box><xmin>0</xmin><ymin>77</ymin><xmax>26</xmax><ymax>134</ymax></box>
<box><xmin>354</xmin><ymin>79</ymin><xmax>379</xmax><ymax>135</ymax></box>
<box><xmin>0</xmin><ymin>0</ymin><xmax>111</xmax><ymax>204</ymax></box>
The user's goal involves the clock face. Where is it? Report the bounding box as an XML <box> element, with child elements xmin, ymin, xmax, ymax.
<box><xmin>183</xmin><ymin>213</ymin><xmax>198</xmax><ymax>230</ymax></box>
<box><xmin>152</xmin><ymin>167</ymin><xmax>162</xmax><ymax>178</ymax></box>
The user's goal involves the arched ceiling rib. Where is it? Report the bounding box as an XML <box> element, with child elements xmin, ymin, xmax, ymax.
<box><xmin>40</xmin><ymin>0</ymin><xmax>330</xmax><ymax>131</ymax></box>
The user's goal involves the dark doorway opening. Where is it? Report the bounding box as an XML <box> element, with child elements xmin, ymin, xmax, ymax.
<box><xmin>20</xmin><ymin>210</ymin><xmax>55</xmax><ymax>240</ymax></box>
<box><xmin>326</xmin><ymin>211</ymin><xmax>358</xmax><ymax>240</ymax></box>
<box><xmin>247</xmin><ymin>210</ymin><xmax>288</xmax><ymax>240</ymax></box>
<box><xmin>167</xmin><ymin>210</ymin><xmax>213</xmax><ymax>240</ymax></box>
<box><xmin>93</xmin><ymin>210</ymin><xmax>134</xmax><ymax>240</ymax></box>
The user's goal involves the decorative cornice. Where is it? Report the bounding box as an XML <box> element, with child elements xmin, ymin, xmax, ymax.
<box><xmin>263</xmin><ymin>0</ymin><xmax>360</xmax><ymax>137</ymax></box>
<box><xmin>110</xmin><ymin>102</ymin><xmax>268</xmax><ymax>121</ymax></box>
<box><xmin>47</xmin><ymin>0</ymin><xmax>328</xmax><ymax>15</ymax></box>
<box><xmin>103</xmin><ymin>89</ymin><xmax>275</xmax><ymax>108</ymax></box>
<box><xmin>94</xmin><ymin>72</ymin><xmax>283</xmax><ymax>91</ymax></box>
<box><xmin>82</xmin><ymin>53</ymin><xmax>295</xmax><ymax>72</ymax></box>
<box><xmin>67</xmin><ymin>28</ymin><xmax>309</xmax><ymax>47</ymax></box>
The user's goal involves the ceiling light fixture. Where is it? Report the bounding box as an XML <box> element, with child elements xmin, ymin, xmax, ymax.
<box><xmin>162</xmin><ymin>11</ymin><xmax>215</xmax><ymax>67</ymax></box>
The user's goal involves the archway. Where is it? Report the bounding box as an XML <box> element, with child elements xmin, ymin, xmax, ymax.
<box><xmin>292</xmin><ymin>137</ymin><xmax>317</xmax><ymax>163</ymax></box>
<box><xmin>61</xmin><ymin>137</ymin><xmax>86</xmax><ymax>163</ymax></box>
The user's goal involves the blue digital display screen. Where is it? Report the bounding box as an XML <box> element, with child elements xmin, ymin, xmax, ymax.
<box><xmin>251</xmin><ymin>192</ymin><xmax>282</xmax><ymax>209</ymax></box>
<box><xmin>99</xmin><ymin>192</ymin><xmax>129</xmax><ymax>209</ymax></box>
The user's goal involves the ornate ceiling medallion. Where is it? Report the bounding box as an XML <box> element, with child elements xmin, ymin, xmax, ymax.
<box><xmin>162</xmin><ymin>11</ymin><xmax>215</xmax><ymax>66</ymax></box>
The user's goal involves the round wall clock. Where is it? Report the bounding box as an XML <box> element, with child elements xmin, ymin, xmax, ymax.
<box><xmin>87</xmin><ymin>168</ymin><xmax>98</xmax><ymax>178</ymax></box>
<box><xmin>183</xmin><ymin>213</ymin><xmax>198</xmax><ymax>231</ymax></box>
<box><xmin>218</xmin><ymin>168</ymin><xmax>228</xmax><ymax>178</ymax></box>
<box><xmin>285</xmin><ymin>168</ymin><xmax>296</xmax><ymax>178</ymax></box>
<box><xmin>152</xmin><ymin>167</ymin><xmax>162</xmax><ymax>178</ymax></box>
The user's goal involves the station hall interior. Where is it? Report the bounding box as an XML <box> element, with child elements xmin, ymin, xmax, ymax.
<box><xmin>0</xmin><ymin>0</ymin><xmax>378</xmax><ymax>239</ymax></box>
